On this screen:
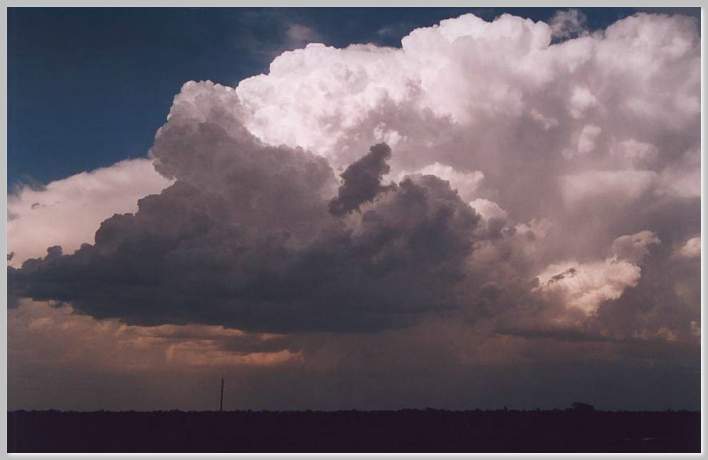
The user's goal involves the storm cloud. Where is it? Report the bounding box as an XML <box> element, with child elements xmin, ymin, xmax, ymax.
<box><xmin>9</xmin><ymin>86</ymin><xmax>481</xmax><ymax>333</ymax></box>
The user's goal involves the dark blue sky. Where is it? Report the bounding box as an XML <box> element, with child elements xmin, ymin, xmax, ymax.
<box><xmin>8</xmin><ymin>7</ymin><xmax>699</xmax><ymax>188</ymax></box>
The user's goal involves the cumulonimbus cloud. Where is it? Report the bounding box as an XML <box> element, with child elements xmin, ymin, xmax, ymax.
<box><xmin>8</xmin><ymin>12</ymin><xmax>700</xmax><ymax>347</ymax></box>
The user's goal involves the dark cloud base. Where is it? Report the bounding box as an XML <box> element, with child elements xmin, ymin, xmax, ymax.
<box><xmin>9</xmin><ymin>135</ymin><xmax>480</xmax><ymax>333</ymax></box>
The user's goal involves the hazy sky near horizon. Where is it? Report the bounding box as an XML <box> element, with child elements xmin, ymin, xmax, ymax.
<box><xmin>8</xmin><ymin>7</ymin><xmax>701</xmax><ymax>411</ymax></box>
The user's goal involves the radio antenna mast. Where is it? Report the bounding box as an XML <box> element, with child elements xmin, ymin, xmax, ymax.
<box><xmin>219</xmin><ymin>376</ymin><xmax>224</xmax><ymax>412</ymax></box>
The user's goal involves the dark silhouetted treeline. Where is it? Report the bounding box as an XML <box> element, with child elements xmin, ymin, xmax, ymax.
<box><xmin>8</xmin><ymin>408</ymin><xmax>700</xmax><ymax>453</ymax></box>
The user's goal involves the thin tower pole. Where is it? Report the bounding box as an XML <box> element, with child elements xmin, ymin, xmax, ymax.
<box><xmin>220</xmin><ymin>376</ymin><xmax>224</xmax><ymax>412</ymax></box>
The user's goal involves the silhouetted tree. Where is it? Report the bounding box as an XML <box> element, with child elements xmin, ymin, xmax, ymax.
<box><xmin>571</xmin><ymin>402</ymin><xmax>595</xmax><ymax>413</ymax></box>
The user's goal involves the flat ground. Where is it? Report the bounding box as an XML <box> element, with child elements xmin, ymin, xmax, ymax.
<box><xmin>8</xmin><ymin>409</ymin><xmax>700</xmax><ymax>453</ymax></box>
